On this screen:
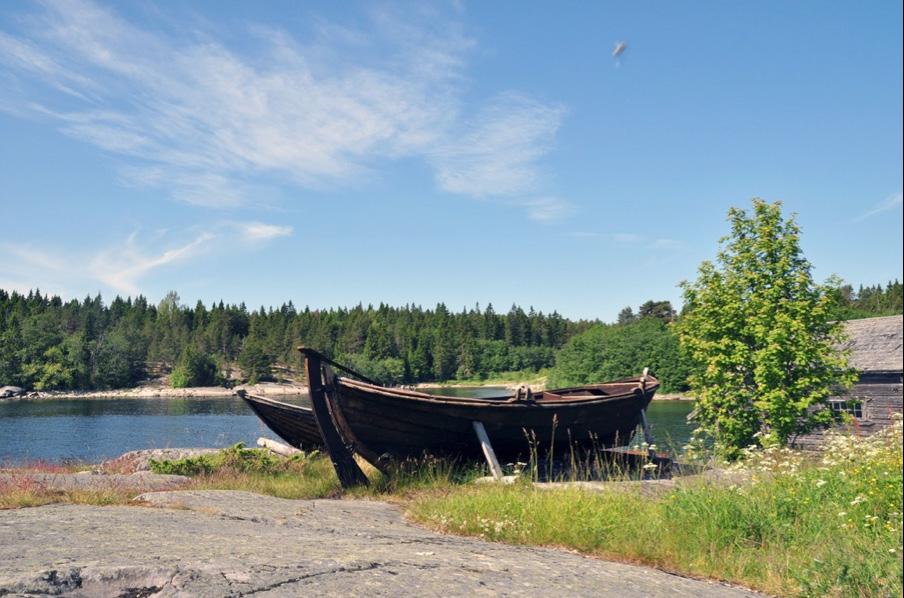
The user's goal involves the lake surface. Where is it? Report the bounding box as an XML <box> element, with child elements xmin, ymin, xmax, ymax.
<box><xmin>0</xmin><ymin>391</ymin><xmax>695</xmax><ymax>465</ymax></box>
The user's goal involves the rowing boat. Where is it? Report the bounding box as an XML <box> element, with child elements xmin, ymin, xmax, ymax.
<box><xmin>240</xmin><ymin>348</ymin><xmax>659</xmax><ymax>485</ymax></box>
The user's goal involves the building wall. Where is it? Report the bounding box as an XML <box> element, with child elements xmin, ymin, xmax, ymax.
<box><xmin>793</xmin><ymin>371</ymin><xmax>903</xmax><ymax>449</ymax></box>
<box><xmin>849</xmin><ymin>371</ymin><xmax>903</xmax><ymax>431</ymax></box>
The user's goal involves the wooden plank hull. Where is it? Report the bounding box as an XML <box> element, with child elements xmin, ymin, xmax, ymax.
<box><xmin>333</xmin><ymin>378</ymin><xmax>658</xmax><ymax>462</ymax></box>
<box><xmin>239</xmin><ymin>393</ymin><xmax>323</xmax><ymax>450</ymax></box>
<box><xmin>240</xmin><ymin>374</ymin><xmax>659</xmax><ymax>463</ymax></box>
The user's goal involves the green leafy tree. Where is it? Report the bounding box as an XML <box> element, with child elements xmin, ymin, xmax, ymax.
<box><xmin>677</xmin><ymin>199</ymin><xmax>856</xmax><ymax>456</ymax></box>
<box><xmin>548</xmin><ymin>318</ymin><xmax>689</xmax><ymax>392</ymax></box>
<box><xmin>638</xmin><ymin>300</ymin><xmax>676</xmax><ymax>321</ymax></box>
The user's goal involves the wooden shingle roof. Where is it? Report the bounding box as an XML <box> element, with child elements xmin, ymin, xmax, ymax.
<box><xmin>841</xmin><ymin>315</ymin><xmax>903</xmax><ymax>373</ymax></box>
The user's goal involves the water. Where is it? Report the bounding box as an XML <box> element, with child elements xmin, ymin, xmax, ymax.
<box><xmin>0</xmin><ymin>390</ymin><xmax>696</xmax><ymax>465</ymax></box>
<box><xmin>0</xmin><ymin>396</ymin><xmax>288</xmax><ymax>465</ymax></box>
<box><xmin>644</xmin><ymin>400</ymin><xmax>696</xmax><ymax>450</ymax></box>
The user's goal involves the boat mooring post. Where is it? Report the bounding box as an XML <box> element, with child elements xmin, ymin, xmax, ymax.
<box><xmin>300</xmin><ymin>346</ymin><xmax>369</xmax><ymax>488</ymax></box>
<box><xmin>472</xmin><ymin>421</ymin><xmax>504</xmax><ymax>481</ymax></box>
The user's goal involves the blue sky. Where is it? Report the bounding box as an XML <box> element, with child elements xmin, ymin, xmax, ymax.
<box><xmin>1</xmin><ymin>0</ymin><xmax>901</xmax><ymax>321</ymax></box>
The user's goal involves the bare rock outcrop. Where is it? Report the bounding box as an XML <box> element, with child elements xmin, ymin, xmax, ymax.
<box><xmin>0</xmin><ymin>490</ymin><xmax>763</xmax><ymax>597</ymax></box>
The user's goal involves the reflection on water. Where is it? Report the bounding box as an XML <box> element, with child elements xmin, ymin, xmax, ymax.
<box><xmin>0</xmin><ymin>390</ymin><xmax>695</xmax><ymax>465</ymax></box>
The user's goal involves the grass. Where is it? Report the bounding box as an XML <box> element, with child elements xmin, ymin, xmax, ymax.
<box><xmin>408</xmin><ymin>421</ymin><xmax>904</xmax><ymax>597</ymax></box>
<box><xmin>0</xmin><ymin>472</ymin><xmax>137</xmax><ymax>509</ymax></box>
<box><xmin>2</xmin><ymin>424</ymin><xmax>901</xmax><ymax>596</ymax></box>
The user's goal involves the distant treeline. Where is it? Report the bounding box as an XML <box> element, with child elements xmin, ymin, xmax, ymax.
<box><xmin>831</xmin><ymin>280</ymin><xmax>903</xmax><ymax>320</ymax></box>
<box><xmin>0</xmin><ymin>290</ymin><xmax>592</xmax><ymax>390</ymax></box>
<box><xmin>1</xmin><ymin>280</ymin><xmax>899</xmax><ymax>392</ymax></box>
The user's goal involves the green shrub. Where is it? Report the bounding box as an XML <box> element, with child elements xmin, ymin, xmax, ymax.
<box><xmin>149</xmin><ymin>443</ymin><xmax>316</xmax><ymax>476</ymax></box>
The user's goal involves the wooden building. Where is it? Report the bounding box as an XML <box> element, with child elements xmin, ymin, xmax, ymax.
<box><xmin>796</xmin><ymin>315</ymin><xmax>903</xmax><ymax>447</ymax></box>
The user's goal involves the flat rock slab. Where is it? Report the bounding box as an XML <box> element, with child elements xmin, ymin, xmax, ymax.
<box><xmin>0</xmin><ymin>471</ymin><xmax>189</xmax><ymax>492</ymax></box>
<box><xmin>0</xmin><ymin>490</ymin><xmax>762</xmax><ymax>597</ymax></box>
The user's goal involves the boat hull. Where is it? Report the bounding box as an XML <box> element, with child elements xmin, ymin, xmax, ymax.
<box><xmin>333</xmin><ymin>379</ymin><xmax>657</xmax><ymax>461</ymax></box>
<box><xmin>240</xmin><ymin>393</ymin><xmax>322</xmax><ymax>449</ymax></box>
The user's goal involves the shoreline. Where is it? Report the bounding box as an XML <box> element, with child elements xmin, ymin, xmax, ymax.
<box><xmin>4</xmin><ymin>380</ymin><xmax>694</xmax><ymax>401</ymax></box>
<box><xmin>8</xmin><ymin>381</ymin><xmax>308</xmax><ymax>401</ymax></box>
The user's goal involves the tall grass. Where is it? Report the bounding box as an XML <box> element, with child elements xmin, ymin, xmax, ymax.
<box><xmin>145</xmin><ymin>444</ymin><xmax>484</xmax><ymax>500</ymax></box>
<box><xmin>408</xmin><ymin>418</ymin><xmax>904</xmax><ymax>597</ymax></box>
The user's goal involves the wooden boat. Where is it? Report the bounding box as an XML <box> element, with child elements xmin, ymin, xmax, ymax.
<box><xmin>237</xmin><ymin>392</ymin><xmax>322</xmax><ymax>449</ymax></box>
<box><xmin>240</xmin><ymin>347</ymin><xmax>660</xmax><ymax>487</ymax></box>
<box><xmin>331</xmin><ymin>376</ymin><xmax>658</xmax><ymax>460</ymax></box>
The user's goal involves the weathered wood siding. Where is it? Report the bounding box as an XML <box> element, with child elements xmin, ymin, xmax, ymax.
<box><xmin>849</xmin><ymin>373</ymin><xmax>903</xmax><ymax>429</ymax></box>
<box><xmin>794</xmin><ymin>372</ymin><xmax>903</xmax><ymax>449</ymax></box>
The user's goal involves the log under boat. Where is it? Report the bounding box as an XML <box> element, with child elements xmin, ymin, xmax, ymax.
<box><xmin>239</xmin><ymin>347</ymin><xmax>660</xmax><ymax>485</ymax></box>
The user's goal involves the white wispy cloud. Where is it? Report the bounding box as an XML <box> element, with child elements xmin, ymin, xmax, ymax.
<box><xmin>854</xmin><ymin>192</ymin><xmax>903</xmax><ymax>222</ymax></box>
<box><xmin>0</xmin><ymin>221</ymin><xmax>292</xmax><ymax>296</ymax></box>
<box><xmin>652</xmin><ymin>238</ymin><xmax>684</xmax><ymax>249</ymax></box>
<box><xmin>564</xmin><ymin>232</ymin><xmax>685</xmax><ymax>250</ymax></box>
<box><xmin>0</xmin><ymin>0</ymin><xmax>569</xmax><ymax>220</ymax></box>
<box><xmin>237</xmin><ymin>222</ymin><xmax>294</xmax><ymax>242</ymax></box>
<box><xmin>516</xmin><ymin>197</ymin><xmax>573</xmax><ymax>222</ymax></box>
<box><xmin>89</xmin><ymin>232</ymin><xmax>216</xmax><ymax>295</ymax></box>
<box><xmin>431</xmin><ymin>93</ymin><xmax>565</xmax><ymax>198</ymax></box>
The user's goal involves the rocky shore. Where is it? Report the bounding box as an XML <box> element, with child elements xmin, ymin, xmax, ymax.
<box><xmin>5</xmin><ymin>380</ymin><xmax>308</xmax><ymax>401</ymax></box>
<box><xmin>0</xmin><ymin>490</ymin><xmax>760</xmax><ymax>597</ymax></box>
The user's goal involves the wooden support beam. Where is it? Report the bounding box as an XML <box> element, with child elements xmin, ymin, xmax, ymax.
<box><xmin>301</xmin><ymin>347</ymin><xmax>369</xmax><ymax>488</ymax></box>
<box><xmin>472</xmin><ymin>421</ymin><xmax>504</xmax><ymax>481</ymax></box>
<box><xmin>639</xmin><ymin>409</ymin><xmax>655</xmax><ymax>446</ymax></box>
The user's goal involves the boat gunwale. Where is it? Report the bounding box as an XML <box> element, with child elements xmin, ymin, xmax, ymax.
<box><xmin>241</xmin><ymin>391</ymin><xmax>313</xmax><ymax>413</ymax></box>
<box><xmin>336</xmin><ymin>375</ymin><xmax>660</xmax><ymax>408</ymax></box>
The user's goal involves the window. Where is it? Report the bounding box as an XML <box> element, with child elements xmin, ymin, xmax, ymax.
<box><xmin>830</xmin><ymin>399</ymin><xmax>863</xmax><ymax>419</ymax></box>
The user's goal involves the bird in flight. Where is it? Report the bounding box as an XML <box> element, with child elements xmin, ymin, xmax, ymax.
<box><xmin>612</xmin><ymin>41</ymin><xmax>628</xmax><ymax>58</ymax></box>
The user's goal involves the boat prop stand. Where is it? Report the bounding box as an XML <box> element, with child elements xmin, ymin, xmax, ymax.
<box><xmin>472</xmin><ymin>421</ymin><xmax>504</xmax><ymax>480</ymax></box>
<box><xmin>300</xmin><ymin>347</ymin><xmax>369</xmax><ymax>488</ymax></box>
<box><xmin>638</xmin><ymin>367</ymin><xmax>657</xmax><ymax>457</ymax></box>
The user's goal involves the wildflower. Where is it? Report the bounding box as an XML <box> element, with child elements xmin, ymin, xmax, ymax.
<box><xmin>814</xmin><ymin>479</ymin><xmax>827</xmax><ymax>488</ymax></box>
<box><xmin>642</xmin><ymin>462</ymin><xmax>658</xmax><ymax>470</ymax></box>
<box><xmin>838</xmin><ymin>511</ymin><xmax>847</xmax><ymax>517</ymax></box>
<box><xmin>850</xmin><ymin>495</ymin><xmax>867</xmax><ymax>506</ymax></box>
